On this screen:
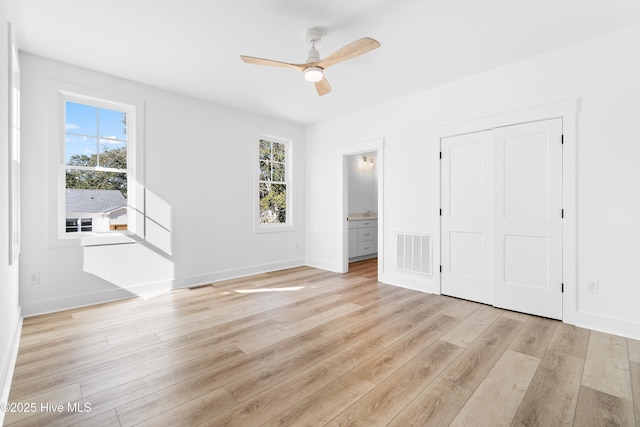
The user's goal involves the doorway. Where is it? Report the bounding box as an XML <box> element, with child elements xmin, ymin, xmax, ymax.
<box><xmin>441</xmin><ymin>118</ymin><xmax>563</xmax><ymax>319</ymax></box>
<box><xmin>341</xmin><ymin>139</ymin><xmax>384</xmax><ymax>276</ymax></box>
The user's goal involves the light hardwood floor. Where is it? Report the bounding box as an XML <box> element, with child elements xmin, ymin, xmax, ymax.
<box><xmin>5</xmin><ymin>259</ymin><xmax>640</xmax><ymax>426</ymax></box>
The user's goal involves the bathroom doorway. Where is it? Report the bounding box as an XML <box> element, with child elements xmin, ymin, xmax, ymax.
<box><xmin>341</xmin><ymin>139</ymin><xmax>384</xmax><ymax>277</ymax></box>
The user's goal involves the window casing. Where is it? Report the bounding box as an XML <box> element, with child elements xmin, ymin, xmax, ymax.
<box><xmin>256</xmin><ymin>135</ymin><xmax>292</xmax><ymax>232</ymax></box>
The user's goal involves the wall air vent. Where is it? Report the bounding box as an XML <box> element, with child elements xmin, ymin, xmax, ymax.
<box><xmin>396</xmin><ymin>232</ymin><xmax>432</xmax><ymax>275</ymax></box>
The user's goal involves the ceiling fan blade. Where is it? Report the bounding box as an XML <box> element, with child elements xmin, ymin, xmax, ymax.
<box><xmin>317</xmin><ymin>37</ymin><xmax>380</xmax><ymax>69</ymax></box>
<box><xmin>315</xmin><ymin>78</ymin><xmax>331</xmax><ymax>96</ymax></box>
<box><xmin>240</xmin><ymin>55</ymin><xmax>306</xmax><ymax>72</ymax></box>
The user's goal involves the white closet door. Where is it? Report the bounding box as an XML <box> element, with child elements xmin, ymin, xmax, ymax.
<box><xmin>493</xmin><ymin>118</ymin><xmax>563</xmax><ymax>319</ymax></box>
<box><xmin>441</xmin><ymin>131</ymin><xmax>493</xmax><ymax>304</ymax></box>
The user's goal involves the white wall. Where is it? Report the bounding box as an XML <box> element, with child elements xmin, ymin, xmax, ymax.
<box><xmin>0</xmin><ymin>0</ymin><xmax>22</xmax><ymax>416</ymax></box>
<box><xmin>347</xmin><ymin>151</ymin><xmax>377</xmax><ymax>215</ymax></box>
<box><xmin>19</xmin><ymin>53</ymin><xmax>305</xmax><ymax>316</ymax></box>
<box><xmin>305</xmin><ymin>25</ymin><xmax>640</xmax><ymax>339</ymax></box>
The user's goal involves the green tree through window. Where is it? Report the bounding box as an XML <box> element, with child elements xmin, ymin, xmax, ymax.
<box><xmin>65</xmin><ymin>148</ymin><xmax>127</xmax><ymax>197</ymax></box>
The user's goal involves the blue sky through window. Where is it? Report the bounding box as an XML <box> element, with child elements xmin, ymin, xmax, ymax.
<box><xmin>65</xmin><ymin>101</ymin><xmax>127</xmax><ymax>165</ymax></box>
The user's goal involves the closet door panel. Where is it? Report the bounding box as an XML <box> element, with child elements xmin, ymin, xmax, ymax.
<box><xmin>493</xmin><ymin>118</ymin><xmax>563</xmax><ymax>319</ymax></box>
<box><xmin>441</xmin><ymin>131</ymin><xmax>493</xmax><ymax>304</ymax></box>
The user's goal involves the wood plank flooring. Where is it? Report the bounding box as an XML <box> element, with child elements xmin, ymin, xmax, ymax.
<box><xmin>5</xmin><ymin>259</ymin><xmax>640</xmax><ymax>426</ymax></box>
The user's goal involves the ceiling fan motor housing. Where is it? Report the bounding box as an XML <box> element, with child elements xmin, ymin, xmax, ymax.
<box><xmin>305</xmin><ymin>28</ymin><xmax>322</xmax><ymax>63</ymax></box>
<box><xmin>306</xmin><ymin>46</ymin><xmax>320</xmax><ymax>63</ymax></box>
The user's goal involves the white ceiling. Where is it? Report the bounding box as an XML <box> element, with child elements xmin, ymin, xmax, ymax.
<box><xmin>7</xmin><ymin>0</ymin><xmax>640</xmax><ymax>125</ymax></box>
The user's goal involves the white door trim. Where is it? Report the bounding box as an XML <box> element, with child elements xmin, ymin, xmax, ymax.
<box><xmin>341</xmin><ymin>138</ymin><xmax>385</xmax><ymax>277</ymax></box>
<box><xmin>433</xmin><ymin>99</ymin><xmax>577</xmax><ymax>323</ymax></box>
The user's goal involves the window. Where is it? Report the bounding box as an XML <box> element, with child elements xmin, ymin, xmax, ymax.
<box><xmin>66</xmin><ymin>218</ymin><xmax>93</xmax><ymax>233</ymax></box>
<box><xmin>257</xmin><ymin>136</ymin><xmax>291</xmax><ymax>230</ymax></box>
<box><xmin>47</xmin><ymin>83</ymin><xmax>143</xmax><ymax>246</ymax></box>
<box><xmin>64</xmin><ymin>100</ymin><xmax>129</xmax><ymax>234</ymax></box>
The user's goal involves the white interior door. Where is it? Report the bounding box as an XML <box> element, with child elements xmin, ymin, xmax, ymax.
<box><xmin>441</xmin><ymin>131</ymin><xmax>493</xmax><ymax>304</ymax></box>
<box><xmin>493</xmin><ymin>118</ymin><xmax>563</xmax><ymax>319</ymax></box>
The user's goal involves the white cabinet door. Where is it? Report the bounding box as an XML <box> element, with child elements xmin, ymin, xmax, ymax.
<box><xmin>348</xmin><ymin>228</ymin><xmax>358</xmax><ymax>258</ymax></box>
<box><xmin>441</xmin><ymin>131</ymin><xmax>493</xmax><ymax>304</ymax></box>
<box><xmin>493</xmin><ymin>118</ymin><xmax>563</xmax><ymax>319</ymax></box>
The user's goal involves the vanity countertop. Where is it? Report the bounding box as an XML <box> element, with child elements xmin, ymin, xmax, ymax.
<box><xmin>348</xmin><ymin>214</ymin><xmax>378</xmax><ymax>221</ymax></box>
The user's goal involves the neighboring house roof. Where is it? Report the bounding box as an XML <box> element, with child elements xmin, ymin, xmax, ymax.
<box><xmin>66</xmin><ymin>189</ymin><xmax>127</xmax><ymax>214</ymax></box>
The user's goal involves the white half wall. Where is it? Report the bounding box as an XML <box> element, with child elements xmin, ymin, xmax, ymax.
<box><xmin>305</xmin><ymin>24</ymin><xmax>640</xmax><ymax>339</ymax></box>
<box><xmin>19</xmin><ymin>53</ymin><xmax>305</xmax><ymax>316</ymax></box>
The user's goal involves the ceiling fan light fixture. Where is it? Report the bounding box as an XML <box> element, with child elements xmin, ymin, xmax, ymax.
<box><xmin>240</xmin><ymin>35</ymin><xmax>380</xmax><ymax>96</ymax></box>
<box><xmin>304</xmin><ymin>66</ymin><xmax>324</xmax><ymax>82</ymax></box>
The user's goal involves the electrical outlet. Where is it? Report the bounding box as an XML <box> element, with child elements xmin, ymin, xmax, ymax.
<box><xmin>384</xmin><ymin>253</ymin><xmax>392</xmax><ymax>262</ymax></box>
<box><xmin>27</xmin><ymin>272</ymin><xmax>40</xmax><ymax>285</ymax></box>
<box><xmin>586</xmin><ymin>280</ymin><xmax>599</xmax><ymax>294</ymax></box>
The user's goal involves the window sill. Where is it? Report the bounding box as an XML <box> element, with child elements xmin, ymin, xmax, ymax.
<box><xmin>254</xmin><ymin>224</ymin><xmax>295</xmax><ymax>234</ymax></box>
<box><xmin>50</xmin><ymin>231</ymin><xmax>137</xmax><ymax>248</ymax></box>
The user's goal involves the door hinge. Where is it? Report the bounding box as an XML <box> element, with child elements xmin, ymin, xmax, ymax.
<box><xmin>561</xmin><ymin>134</ymin><xmax>564</xmax><ymax>145</ymax></box>
<box><xmin>561</xmin><ymin>209</ymin><xmax>564</xmax><ymax>218</ymax></box>
<box><xmin>439</xmin><ymin>151</ymin><xmax>442</xmax><ymax>159</ymax></box>
<box><xmin>561</xmin><ymin>283</ymin><xmax>564</xmax><ymax>293</ymax></box>
<box><xmin>439</xmin><ymin>208</ymin><xmax>442</xmax><ymax>216</ymax></box>
<box><xmin>440</xmin><ymin>265</ymin><xmax>443</xmax><ymax>273</ymax></box>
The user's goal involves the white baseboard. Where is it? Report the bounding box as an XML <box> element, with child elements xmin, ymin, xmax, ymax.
<box><xmin>21</xmin><ymin>258</ymin><xmax>306</xmax><ymax>317</ymax></box>
<box><xmin>305</xmin><ymin>257</ymin><xmax>342</xmax><ymax>273</ymax></box>
<box><xmin>1</xmin><ymin>309</ymin><xmax>22</xmax><ymax>426</ymax></box>
<box><xmin>170</xmin><ymin>258</ymin><xmax>306</xmax><ymax>289</ymax></box>
<box><xmin>379</xmin><ymin>273</ymin><xmax>437</xmax><ymax>294</ymax></box>
<box><xmin>22</xmin><ymin>288</ymin><xmax>134</xmax><ymax>317</ymax></box>
<box><xmin>573</xmin><ymin>311</ymin><xmax>640</xmax><ymax>340</ymax></box>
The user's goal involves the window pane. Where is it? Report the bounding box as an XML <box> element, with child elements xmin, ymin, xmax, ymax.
<box><xmin>98</xmin><ymin>145</ymin><xmax>127</xmax><ymax>169</ymax></box>
<box><xmin>259</xmin><ymin>140</ymin><xmax>271</xmax><ymax>160</ymax></box>
<box><xmin>259</xmin><ymin>161</ymin><xmax>271</xmax><ymax>181</ymax></box>
<box><xmin>66</xmin><ymin>218</ymin><xmax>78</xmax><ymax>233</ymax></box>
<box><xmin>65</xmin><ymin>170</ymin><xmax>128</xmax><ymax>233</ymax></box>
<box><xmin>80</xmin><ymin>218</ymin><xmax>93</xmax><ymax>232</ymax></box>
<box><xmin>99</xmin><ymin>108</ymin><xmax>127</xmax><ymax>141</ymax></box>
<box><xmin>272</xmin><ymin>142</ymin><xmax>285</xmax><ymax>162</ymax></box>
<box><xmin>66</xmin><ymin>135</ymin><xmax>97</xmax><ymax>165</ymax></box>
<box><xmin>259</xmin><ymin>183</ymin><xmax>286</xmax><ymax>224</ymax></box>
<box><xmin>272</xmin><ymin>162</ymin><xmax>285</xmax><ymax>182</ymax></box>
<box><xmin>65</xmin><ymin>102</ymin><xmax>97</xmax><ymax>135</ymax></box>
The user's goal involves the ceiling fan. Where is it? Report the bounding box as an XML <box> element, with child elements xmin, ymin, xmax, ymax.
<box><xmin>240</xmin><ymin>28</ymin><xmax>381</xmax><ymax>96</ymax></box>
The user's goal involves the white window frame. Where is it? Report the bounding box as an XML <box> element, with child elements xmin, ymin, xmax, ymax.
<box><xmin>46</xmin><ymin>82</ymin><xmax>145</xmax><ymax>247</ymax></box>
<box><xmin>254</xmin><ymin>133</ymin><xmax>293</xmax><ymax>233</ymax></box>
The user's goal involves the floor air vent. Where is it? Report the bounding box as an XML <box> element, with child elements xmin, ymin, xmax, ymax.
<box><xmin>396</xmin><ymin>232</ymin><xmax>432</xmax><ymax>275</ymax></box>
